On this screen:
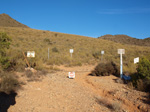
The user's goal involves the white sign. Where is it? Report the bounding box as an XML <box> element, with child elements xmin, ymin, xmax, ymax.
<box><xmin>70</xmin><ymin>49</ymin><xmax>74</xmax><ymax>53</ymax></box>
<box><xmin>68</xmin><ymin>72</ymin><xmax>75</xmax><ymax>79</ymax></box>
<box><xmin>101</xmin><ymin>51</ymin><xmax>104</xmax><ymax>54</ymax></box>
<box><xmin>134</xmin><ymin>57</ymin><xmax>139</xmax><ymax>64</ymax></box>
<box><xmin>118</xmin><ymin>49</ymin><xmax>125</xmax><ymax>54</ymax></box>
<box><xmin>27</xmin><ymin>51</ymin><xmax>35</xmax><ymax>57</ymax></box>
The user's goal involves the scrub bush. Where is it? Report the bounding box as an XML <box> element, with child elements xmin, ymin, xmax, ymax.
<box><xmin>129</xmin><ymin>58</ymin><xmax>150</xmax><ymax>92</ymax></box>
<box><xmin>0</xmin><ymin>32</ymin><xmax>11</xmax><ymax>70</ymax></box>
<box><xmin>90</xmin><ymin>61</ymin><xmax>119</xmax><ymax>76</ymax></box>
<box><xmin>0</xmin><ymin>73</ymin><xmax>19</xmax><ymax>94</ymax></box>
<box><xmin>137</xmin><ymin>58</ymin><xmax>150</xmax><ymax>80</ymax></box>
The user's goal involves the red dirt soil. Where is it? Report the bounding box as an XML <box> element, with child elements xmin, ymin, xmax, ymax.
<box><xmin>8</xmin><ymin>65</ymin><xmax>150</xmax><ymax>112</ymax></box>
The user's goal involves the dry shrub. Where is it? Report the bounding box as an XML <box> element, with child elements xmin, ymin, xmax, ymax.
<box><xmin>36</xmin><ymin>69</ymin><xmax>48</xmax><ymax>76</ymax></box>
<box><xmin>90</xmin><ymin>61</ymin><xmax>119</xmax><ymax>76</ymax></box>
<box><xmin>0</xmin><ymin>73</ymin><xmax>20</xmax><ymax>94</ymax></box>
<box><xmin>25</xmin><ymin>69</ymin><xmax>33</xmax><ymax>78</ymax></box>
<box><xmin>25</xmin><ymin>68</ymin><xmax>48</xmax><ymax>82</ymax></box>
<box><xmin>127</xmin><ymin>81</ymin><xmax>134</xmax><ymax>89</ymax></box>
<box><xmin>111</xmin><ymin>102</ymin><xmax>121</xmax><ymax>111</ymax></box>
<box><xmin>136</xmin><ymin>79</ymin><xmax>150</xmax><ymax>92</ymax></box>
<box><xmin>96</xmin><ymin>96</ymin><xmax>122</xmax><ymax>111</ymax></box>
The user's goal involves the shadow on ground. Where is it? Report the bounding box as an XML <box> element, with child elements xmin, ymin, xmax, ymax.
<box><xmin>0</xmin><ymin>92</ymin><xmax>17</xmax><ymax>112</ymax></box>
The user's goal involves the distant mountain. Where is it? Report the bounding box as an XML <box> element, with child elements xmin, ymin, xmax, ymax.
<box><xmin>0</xmin><ymin>13</ymin><xmax>29</xmax><ymax>28</ymax></box>
<box><xmin>98</xmin><ymin>34</ymin><xmax>150</xmax><ymax>47</ymax></box>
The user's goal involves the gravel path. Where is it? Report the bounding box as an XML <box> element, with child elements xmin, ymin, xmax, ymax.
<box><xmin>8</xmin><ymin>65</ymin><xmax>150</xmax><ymax>112</ymax></box>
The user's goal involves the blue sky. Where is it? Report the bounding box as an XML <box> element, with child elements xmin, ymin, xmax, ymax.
<box><xmin>0</xmin><ymin>0</ymin><xmax>150</xmax><ymax>39</ymax></box>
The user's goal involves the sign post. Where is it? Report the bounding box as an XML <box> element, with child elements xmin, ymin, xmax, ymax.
<box><xmin>118</xmin><ymin>49</ymin><xmax>125</xmax><ymax>78</ymax></box>
<box><xmin>48</xmin><ymin>48</ymin><xmax>49</xmax><ymax>60</ymax></box>
<box><xmin>27</xmin><ymin>51</ymin><xmax>35</xmax><ymax>58</ymax></box>
<box><xmin>70</xmin><ymin>49</ymin><xmax>74</xmax><ymax>58</ymax></box>
<box><xmin>101</xmin><ymin>50</ymin><xmax>104</xmax><ymax>62</ymax></box>
<box><xmin>22</xmin><ymin>51</ymin><xmax>30</xmax><ymax>68</ymax></box>
<box><xmin>134</xmin><ymin>57</ymin><xmax>139</xmax><ymax>64</ymax></box>
<box><xmin>68</xmin><ymin>72</ymin><xmax>75</xmax><ymax>79</ymax></box>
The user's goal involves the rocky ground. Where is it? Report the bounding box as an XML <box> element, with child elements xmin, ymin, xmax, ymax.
<box><xmin>8</xmin><ymin>65</ymin><xmax>150</xmax><ymax>112</ymax></box>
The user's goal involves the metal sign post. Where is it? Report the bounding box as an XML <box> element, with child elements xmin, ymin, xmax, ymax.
<box><xmin>70</xmin><ymin>49</ymin><xmax>74</xmax><ymax>58</ymax></box>
<box><xmin>27</xmin><ymin>51</ymin><xmax>35</xmax><ymax>57</ymax></box>
<box><xmin>118</xmin><ymin>49</ymin><xmax>125</xmax><ymax>78</ymax></box>
<box><xmin>134</xmin><ymin>57</ymin><xmax>139</xmax><ymax>64</ymax></box>
<box><xmin>101</xmin><ymin>50</ymin><xmax>104</xmax><ymax>62</ymax></box>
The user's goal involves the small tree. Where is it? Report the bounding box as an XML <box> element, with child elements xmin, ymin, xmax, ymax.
<box><xmin>137</xmin><ymin>58</ymin><xmax>150</xmax><ymax>80</ymax></box>
<box><xmin>134</xmin><ymin>58</ymin><xmax>150</xmax><ymax>91</ymax></box>
<box><xmin>0</xmin><ymin>32</ymin><xmax>11</xmax><ymax>70</ymax></box>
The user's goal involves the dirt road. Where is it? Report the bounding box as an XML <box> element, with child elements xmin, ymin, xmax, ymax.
<box><xmin>8</xmin><ymin>65</ymin><xmax>149</xmax><ymax>112</ymax></box>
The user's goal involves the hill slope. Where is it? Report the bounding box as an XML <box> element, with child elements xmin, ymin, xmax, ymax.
<box><xmin>98</xmin><ymin>34</ymin><xmax>150</xmax><ymax>47</ymax></box>
<box><xmin>0</xmin><ymin>27</ymin><xmax>150</xmax><ymax>73</ymax></box>
<box><xmin>0</xmin><ymin>13</ymin><xmax>29</xmax><ymax>28</ymax></box>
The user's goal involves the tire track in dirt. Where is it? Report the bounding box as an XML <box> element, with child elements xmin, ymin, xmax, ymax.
<box><xmin>75</xmin><ymin>72</ymin><xmax>149</xmax><ymax>112</ymax></box>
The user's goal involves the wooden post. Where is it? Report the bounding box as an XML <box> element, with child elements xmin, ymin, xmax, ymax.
<box><xmin>48</xmin><ymin>48</ymin><xmax>49</xmax><ymax>60</ymax></box>
<box><xmin>22</xmin><ymin>51</ymin><xmax>30</xmax><ymax>68</ymax></box>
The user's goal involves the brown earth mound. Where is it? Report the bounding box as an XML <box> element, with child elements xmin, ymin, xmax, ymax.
<box><xmin>0</xmin><ymin>13</ymin><xmax>29</xmax><ymax>28</ymax></box>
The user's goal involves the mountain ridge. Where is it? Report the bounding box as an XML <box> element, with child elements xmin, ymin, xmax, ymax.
<box><xmin>98</xmin><ymin>34</ymin><xmax>150</xmax><ymax>47</ymax></box>
<box><xmin>0</xmin><ymin>13</ymin><xmax>29</xmax><ymax>28</ymax></box>
<box><xmin>0</xmin><ymin>13</ymin><xmax>150</xmax><ymax>47</ymax></box>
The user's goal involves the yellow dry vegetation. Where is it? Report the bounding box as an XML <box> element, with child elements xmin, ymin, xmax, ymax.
<box><xmin>0</xmin><ymin>27</ymin><xmax>150</xmax><ymax>73</ymax></box>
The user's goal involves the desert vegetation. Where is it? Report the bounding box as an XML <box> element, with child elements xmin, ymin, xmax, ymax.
<box><xmin>0</xmin><ymin>26</ymin><xmax>150</xmax><ymax>94</ymax></box>
<box><xmin>0</xmin><ymin>32</ymin><xmax>20</xmax><ymax>94</ymax></box>
<box><xmin>0</xmin><ymin>27</ymin><xmax>150</xmax><ymax>72</ymax></box>
<box><xmin>90</xmin><ymin>61</ymin><xmax>119</xmax><ymax>76</ymax></box>
<box><xmin>129</xmin><ymin>58</ymin><xmax>150</xmax><ymax>92</ymax></box>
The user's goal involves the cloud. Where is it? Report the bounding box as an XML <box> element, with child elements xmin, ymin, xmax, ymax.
<box><xmin>98</xmin><ymin>8</ymin><xmax>150</xmax><ymax>14</ymax></box>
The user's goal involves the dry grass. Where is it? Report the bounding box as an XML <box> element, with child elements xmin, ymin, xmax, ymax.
<box><xmin>96</xmin><ymin>96</ymin><xmax>122</xmax><ymax>112</ymax></box>
<box><xmin>0</xmin><ymin>27</ymin><xmax>150</xmax><ymax>72</ymax></box>
<box><xmin>0</xmin><ymin>72</ymin><xmax>20</xmax><ymax>94</ymax></box>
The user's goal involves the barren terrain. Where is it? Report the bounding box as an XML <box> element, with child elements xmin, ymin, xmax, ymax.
<box><xmin>9</xmin><ymin>65</ymin><xmax>150</xmax><ymax>112</ymax></box>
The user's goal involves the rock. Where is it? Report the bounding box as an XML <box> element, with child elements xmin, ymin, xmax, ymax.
<box><xmin>138</xmin><ymin>104</ymin><xmax>147</xmax><ymax>111</ymax></box>
<box><xmin>115</xmin><ymin>78</ymin><xmax>124</xmax><ymax>84</ymax></box>
<box><xmin>25</xmin><ymin>67</ymin><xmax>37</xmax><ymax>73</ymax></box>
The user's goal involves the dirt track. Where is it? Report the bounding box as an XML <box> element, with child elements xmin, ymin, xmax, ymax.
<box><xmin>9</xmin><ymin>65</ymin><xmax>150</xmax><ymax>112</ymax></box>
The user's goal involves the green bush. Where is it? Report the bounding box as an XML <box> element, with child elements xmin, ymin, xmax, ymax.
<box><xmin>0</xmin><ymin>32</ymin><xmax>11</xmax><ymax>52</ymax></box>
<box><xmin>90</xmin><ymin>61</ymin><xmax>119</xmax><ymax>76</ymax></box>
<box><xmin>52</xmin><ymin>47</ymin><xmax>59</xmax><ymax>53</ymax></box>
<box><xmin>137</xmin><ymin>58</ymin><xmax>150</xmax><ymax>80</ymax></box>
<box><xmin>0</xmin><ymin>32</ymin><xmax>11</xmax><ymax>70</ymax></box>
<box><xmin>93</xmin><ymin>51</ymin><xmax>101</xmax><ymax>59</ymax></box>
<box><xmin>0</xmin><ymin>57</ymin><xmax>11</xmax><ymax>70</ymax></box>
<box><xmin>43</xmin><ymin>38</ymin><xmax>52</xmax><ymax>45</ymax></box>
<box><xmin>129</xmin><ymin>58</ymin><xmax>150</xmax><ymax>92</ymax></box>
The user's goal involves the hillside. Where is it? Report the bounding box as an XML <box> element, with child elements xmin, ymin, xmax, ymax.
<box><xmin>0</xmin><ymin>13</ymin><xmax>29</xmax><ymax>28</ymax></box>
<box><xmin>0</xmin><ymin>27</ymin><xmax>150</xmax><ymax>73</ymax></box>
<box><xmin>0</xmin><ymin>15</ymin><xmax>150</xmax><ymax>112</ymax></box>
<box><xmin>98</xmin><ymin>34</ymin><xmax>150</xmax><ymax>47</ymax></box>
<box><xmin>0</xmin><ymin>14</ymin><xmax>150</xmax><ymax>73</ymax></box>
